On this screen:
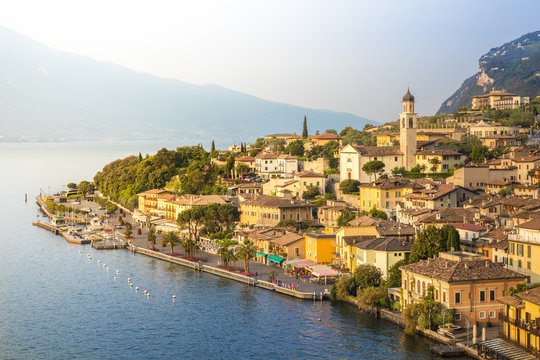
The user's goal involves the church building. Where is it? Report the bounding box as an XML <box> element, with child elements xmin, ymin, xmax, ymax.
<box><xmin>339</xmin><ymin>89</ymin><xmax>418</xmax><ymax>183</ymax></box>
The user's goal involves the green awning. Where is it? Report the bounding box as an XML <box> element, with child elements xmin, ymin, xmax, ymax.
<box><xmin>256</xmin><ymin>252</ymin><xmax>267</xmax><ymax>257</ymax></box>
<box><xmin>268</xmin><ymin>254</ymin><xmax>284</xmax><ymax>263</ymax></box>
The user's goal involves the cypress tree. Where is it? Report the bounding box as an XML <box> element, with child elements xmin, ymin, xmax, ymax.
<box><xmin>302</xmin><ymin>116</ymin><xmax>308</xmax><ymax>138</ymax></box>
<box><xmin>211</xmin><ymin>140</ymin><xmax>215</xmax><ymax>152</ymax></box>
<box><xmin>138</xmin><ymin>152</ymin><xmax>143</xmax><ymax>162</ymax></box>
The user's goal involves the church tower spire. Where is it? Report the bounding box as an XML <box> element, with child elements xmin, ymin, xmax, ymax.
<box><xmin>400</xmin><ymin>88</ymin><xmax>417</xmax><ymax>170</ymax></box>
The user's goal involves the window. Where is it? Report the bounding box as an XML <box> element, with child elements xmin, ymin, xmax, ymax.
<box><xmin>443</xmin><ymin>291</ymin><xmax>446</xmax><ymax>303</ymax></box>
<box><xmin>386</xmin><ymin>191</ymin><xmax>389</xmax><ymax>198</ymax></box>
<box><xmin>294</xmin><ymin>247</ymin><xmax>299</xmax><ymax>256</ymax></box>
<box><xmin>404</xmin><ymin>279</ymin><xmax>407</xmax><ymax>290</ymax></box>
<box><xmin>518</xmin><ymin>244</ymin><xmax>524</xmax><ymax>256</ymax></box>
<box><xmin>490</xmin><ymin>289</ymin><xmax>495</xmax><ymax>301</ymax></box>
<box><xmin>489</xmin><ymin>311</ymin><xmax>496</xmax><ymax>319</ymax></box>
<box><xmin>518</xmin><ymin>260</ymin><xmax>522</xmax><ymax>269</ymax></box>
<box><xmin>528</xmin><ymin>245</ymin><xmax>532</xmax><ymax>258</ymax></box>
<box><xmin>455</xmin><ymin>292</ymin><xmax>461</xmax><ymax>304</ymax></box>
<box><xmin>509</xmin><ymin>258</ymin><xmax>513</xmax><ymax>266</ymax></box>
<box><xmin>455</xmin><ymin>313</ymin><xmax>461</xmax><ymax>321</ymax></box>
<box><xmin>528</xmin><ymin>261</ymin><xmax>531</xmax><ymax>270</ymax></box>
<box><xmin>479</xmin><ymin>311</ymin><xmax>486</xmax><ymax>319</ymax></box>
<box><xmin>479</xmin><ymin>290</ymin><xmax>486</xmax><ymax>302</ymax></box>
<box><xmin>394</xmin><ymin>157</ymin><xmax>398</xmax><ymax>162</ymax></box>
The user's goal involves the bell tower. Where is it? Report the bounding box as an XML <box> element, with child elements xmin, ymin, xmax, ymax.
<box><xmin>399</xmin><ymin>88</ymin><xmax>417</xmax><ymax>170</ymax></box>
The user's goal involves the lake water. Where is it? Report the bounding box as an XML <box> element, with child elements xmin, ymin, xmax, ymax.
<box><xmin>0</xmin><ymin>141</ymin><xmax>460</xmax><ymax>359</ymax></box>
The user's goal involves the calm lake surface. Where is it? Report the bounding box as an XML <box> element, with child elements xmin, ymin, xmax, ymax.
<box><xmin>0</xmin><ymin>141</ymin><xmax>464</xmax><ymax>359</ymax></box>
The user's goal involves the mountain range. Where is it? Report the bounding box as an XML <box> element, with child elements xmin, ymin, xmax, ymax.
<box><xmin>438</xmin><ymin>30</ymin><xmax>540</xmax><ymax>114</ymax></box>
<box><xmin>0</xmin><ymin>26</ymin><xmax>371</xmax><ymax>143</ymax></box>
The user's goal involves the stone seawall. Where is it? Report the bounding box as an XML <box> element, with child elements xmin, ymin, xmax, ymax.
<box><xmin>129</xmin><ymin>244</ymin><xmax>321</xmax><ymax>300</ymax></box>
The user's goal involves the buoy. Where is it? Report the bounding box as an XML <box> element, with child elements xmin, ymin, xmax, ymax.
<box><xmin>78</xmin><ymin>250</ymin><xmax>82</xmax><ymax>254</ymax></box>
<box><xmin>88</xmin><ymin>257</ymin><xmax>91</xmax><ymax>260</ymax></box>
<box><xmin>172</xmin><ymin>295</ymin><xmax>176</xmax><ymax>299</ymax></box>
<box><xmin>144</xmin><ymin>290</ymin><xmax>147</xmax><ymax>294</ymax></box>
<box><xmin>127</xmin><ymin>278</ymin><xmax>131</xmax><ymax>282</ymax></box>
<box><xmin>146</xmin><ymin>293</ymin><xmax>150</xmax><ymax>297</ymax></box>
<box><xmin>114</xmin><ymin>277</ymin><xmax>117</xmax><ymax>280</ymax></box>
<box><xmin>98</xmin><ymin>260</ymin><xmax>101</xmax><ymax>263</ymax></box>
<box><xmin>86</xmin><ymin>253</ymin><xmax>89</xmax><ymax>256</ymax></box>
<box><xmin>130</xmin><ymin>283</ymin><xmax>133</xmax><ymax>287</ymax></box>
<box><xmin>317</xmin><ymin>318</ymin><xmax>321</xmax><ymax>322</ymax></box>
<box><xmin>106</xmin><ymin>268</ymin><xmax>110</xmax><ymax>271</ymax></box>
<box><xmin>103</xmin><ymin>264</ymin><xmax>106</xmax><ymax>268</ymax></box>
<box><xmin>116</xmin><ymin>270</ymin><xmax>120</xmax><ymax>274</ymax></box>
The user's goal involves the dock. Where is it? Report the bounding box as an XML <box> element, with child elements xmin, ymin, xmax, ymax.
<box><xmin>431</xmin><ymin>344</ymin><xmax>465</xmax><ymax>357</ymax></box>
<box><xmin>92</xmin><ymin>240</ymin><xmax>126</xmax><ymax>250</ymax></box>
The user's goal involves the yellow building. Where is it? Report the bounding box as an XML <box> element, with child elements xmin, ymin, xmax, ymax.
<box><xmin>500</xmin><ymin>287</ymin><xmax>540</xmax><ymax>354</ymax></box>
<box><xmin>358</xmin><ymin>177</ymin><xmax>421</xmax><ymax>213</ymax></box>
<box><xmin>471</xmin><ymin>91</ymin><xmax>529</xmax><ymax>110</ymax></box>
<box><xmin>304</xmin><ymin>232</ymin><xmax>336</xmax><ymax>265</ymax></box>
<box><xmin>296</xmin><ymin>171</ymin><xmax>326</xmax><ymax>196</ymax></box>
<box><xmin>401</xmin><ymin>251</ymin><xmax>526</xmax><ymax>326</ymax></box>
<box><xmin>374</xmin><ymin>132</ymin><xmax>400</xmax><ymax>147</ymax></box>
<box><xmin>352</xmin><ymin>237</ymin><xmax>412</xmax><ymax>279</ymax></box>
<box><xmin>335</xmin><ymin>217</ymin><xmax>415</xmax><ymax>271</ymax></box>
<box><xmin>415</xmin><ymin>149</ymin><xmax>465</xmax><ymax>173</ymax></box>
<box><xmin>310</xmin><ymin>133</ymin><xmax>343</xmax><ymax>146</ymax></box>
<box><xmin>239</xmin><ymin>194</ymin><xmax>314</xmax><ymax>226</ymax></box>
<box><xmin>508</xmin><ymin>217</ymin><xmax>540</xmax><ymax>284</ymax></box>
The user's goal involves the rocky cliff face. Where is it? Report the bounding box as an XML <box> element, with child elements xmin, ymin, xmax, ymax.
<box><xmin>437</xmin><ymin>30</ymin><xmax>540</xmax><ymax>114</ymax></box>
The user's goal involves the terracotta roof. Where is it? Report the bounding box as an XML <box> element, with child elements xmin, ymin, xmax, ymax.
<box><xmin>452</xmin><ymin>223</ymin><xmax>487</xmax><ymax>232</ymax></box>
<box><xmin>486</xmin><ymin>179</ymin><xmax>515</xmax><ymax>186</ymax></box>
<box><xmin>304</xmin><ymin>232</ymin><xmax>335</xmax><ymax>239</ymax></box>
<box><xmin>400</xmin><ymin>257</ymin><xmax>526</xmax><ymax>282</ymax></box>
<box><xmin>517</xmin><ymin>217</ymin><xmax>540</xmax><ymax>231</ymax></box>
<box><xmin>472</xmin><ymin>92</ymin><xmax>517</xmax><ymax>98</ymax></box>
<box><xmin>418</xmin><ymin>208</ymin><xmax>494</xmax><ymax>224</ymax></box>
<box><xmin>138</xmin><ymin>189</ymin><xmax>171</xmax><ymax>196</ymax></box>
<box><xmin>416</xmin><ymin>149</ymin><xmax>462</xmax><ymax>156</ymax></box>
<box><xmin>255</xmin><ymin>152</ymin><xmax>280</xmax><ymax>159</ymax></box>
<box><xmin>296</xmin><ymin>171</ymin><xmax>325</xmax><ymax>178</ymax></box>
<box><xmin>479</xmin><ymin>228</ymin><xmax>510</xmax><ymax>242</ymax></box>
<box><xmin>236</xmin><ymin>156</ymin><xmax>255</xmax><ymax>162</ymax></box>
<box><xmin>518</xmin><ymin>287</ymin><xmax>540</xmax><ymax>306</ymax></box>
<box><xmin>513</xmin><ymin>156</ymin><xmax>540</xmax><ymax>163</ymax></box>
<box><xmin>240</xmin><ymin>195</ymin><xmax>312</xmax><ymax>209</ymax></box>
<box><xmin>170</xmin><ymin>194</ymin><xmax>228</xmax><ymax>206</ymax></box>
<box><xmin>348</xmin><ymin>145</ymin><xmax>403</xmax><ymax>156</ymax></box>
<box><xmin>312</xmin><ymin>133</ymin><xmax>343</xmax><ymax>140</ymax></box>
<box><xmin>352</xmin><ymin>237</ymin><xmax>412</xmax><ymax>252</ymax></box>
<box><xmin>498</xmin><ymin>296</ymin><xmax>525</xmax><ymax>308</ymax></box>
<box><xmin>360</xmin><ymin>177</ymin><xmax>425</xmax><ymax>190</ymax></box>
<box><xmin>270</xmin><ymin>233</ymin><xmax>304</xmax><ymax>246</ymax></box>
<box><xmin>277</xmin><ymin>154</ymin><xmax>298</xmax><ymax>160</ymax></box>
<box><xmin>347</xmin><ymin>217</ymin><xmax>415</xmax><ymax>236</ymax></box>
<box><xmin>403</xmin><ymin>184</ymin><xmax>470</xmax><ymax>201</ymax></box>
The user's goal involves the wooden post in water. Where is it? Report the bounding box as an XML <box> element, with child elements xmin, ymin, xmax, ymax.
<box><xmin>25</xmin><ymin>193</ymin><xmax>27</xmax><ymax>202</ymax></box>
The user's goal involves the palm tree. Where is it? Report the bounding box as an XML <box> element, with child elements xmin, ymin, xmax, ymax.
<box><xmin>182</xmin><ymin>237</ymin><xmax>200</xmax><ymax>258</ymax></box>
<box><xmin>216</xmin><ymin>239</ymin><xmax>238</xmax><ymax>269</ymax></box>
<box><xmin>147</xmin><ymin>227</ymin><xmax>157</xmax><ymax>250</ymax></box>
<box><xmin>161</xmin><ymin>231</ymin><xmax>181</xmax><ymax>255</ymax></box>
<box><xmin>236</xmin><ymin>239</ymin><xmax>256</xmax><ymax>273</ymax></box>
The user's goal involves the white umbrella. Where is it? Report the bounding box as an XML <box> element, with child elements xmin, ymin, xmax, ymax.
<box><xmin>482</xmin><ymin>326</ymin><xmax>486</xmax><ymax>342</ymax></box>
<box><xmin>472</xmin><ymin>324</ymin><xmax>477</xmax><ymax>345</ymax></box>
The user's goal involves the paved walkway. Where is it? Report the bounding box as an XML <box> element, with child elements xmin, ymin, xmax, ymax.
<box><xmin>71</xmin><ymin>200</ymin><xmax>331</xmax><ymax>294</ymax></box>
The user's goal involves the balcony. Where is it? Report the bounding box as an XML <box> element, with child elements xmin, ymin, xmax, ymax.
<box><xmin>499</xmin><ymin>313</ymin><xmax>540</xmax><ymax>336</ymax></box>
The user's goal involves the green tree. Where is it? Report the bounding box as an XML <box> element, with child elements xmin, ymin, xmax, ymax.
<box><xmin>177</xmin><ymin>206</ymin><xmax>205</xmax><ymax>241</ymax></box>
<box><xmin>124</xmin><ymin>228</ymin><xmax>132</xmax><ymax>239</ymax></box>
<box><xmin>368</xmin><ymin>207</ymin><xmax>388</xmax><ymax>220</ymax></box>
<box><xmin>236</xmin><ymin>239</ymin><xmax>256</xmax><ymax>273</ymax></box>
<box><xmin>339</xmin><ymin>179</ymin><xmax>361</xmax><ymax>194</ymax></box>
<box><xmin>459</xmin><ymin>135</ymin><xmax>482</xmax><ymax>157</ymax></box>
<box><xmin>182</xmin><ymin>237</ymin><xmax>200</xmax><ymax>258</ymax></box>
<box><xmin>330</xmin><ymin>275</ymin><xmax>357</xmax><ymax>300</ymax></box>
<box><xmin>353</xmin><ymin>264</ymin><xmax>382</xmax><ymax>289</ymax></box>
<box><xmin>216</xmin><ymin>239</ymin><xmax>238</xmax><ymax>268</ymax></box>
<box><xmin>386</xmin><ymin>259</ymin><xmax>407</xmax><ymax>288</ymax></box>
<box><xmin>302</xmin><ymin>186</ymin><xmax>320</xmax><ymax>200</ymax></box>
<box><xmin>337</xmin><ymin>206</ymin><xmax>356</xmax><ymax>226</ymax></box>
<box><xmin>161</xmin><ymin>231</ymin><xmax>181</xmax><ymax>255</ymax></box>
<box><xmin>409</xmin><ymin>225</ymin><xmax>444</xmax><ymax>262</ymax></box>
<box><xmin>362</xmin><ymin>160</ymin><xmax>385</xmax><ymax>181</ymax></box>
<box><xmin>499</xmin><ymin>187</ymin><xmax>514</xmax><ymax>197</ymax></box>
<box><xmin>147</xmin><ymin>227</ymin><xmax>157</xmax><ymax>249</ymax></box>
<box><xmin>285</xmin><ymin>139</ymin><xmax>305</xmax><ymax>157</ymax></box>
<box><xmin>236</xmin><ymin>163</ymin><xmax>250</xmax><ymax>178</ymax></box>
<box><xmin>357</xmin><ymin>286</ymin><xmax>387</xmax><ymax>312</ymax></box>
<box><xmin>77</xmin><ymin>180</ymin><xmax>95</xmax><ymax>198</ymax></box>
<box><xmin>325</xmin><ymin>129</ymin><xmax>337</xmax><ymax>135</ymax></box>
<box><xmin>429</xmin><ymin>158</ymin><xmax>441</xmax><ymax>173</ymax></box>
<box><xmin>391</xmin><ymin>166</ymin><xmax>406</xmax><ymax>177</ymax></box>
<box><xmin>440</xmin><ymin>225</ymin><xmax>460</xmax><ymax>251</ymax></box>
<box><xmin>302</xmin><ymin>116</ymin><xmax>308</xmax><ymax>138</ymax></box>
<box><xmin>471</xmin><ymin>144</ymin><xmax>489</xmax><ymax>163</ymax></box>
<box><xmin>67</xmin><ymin>182</ymin><xmax>77</xmax><ymax>190</ymax></box>
<box><xmin>211</xmin><ymin>140</ymin><xmax>216</xmax><ymax>153</ymax></box>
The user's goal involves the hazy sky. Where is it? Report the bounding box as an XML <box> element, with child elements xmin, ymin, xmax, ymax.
<box><xmin>1</xmin><ymin>0</ymin><xmax>539</xmax><ymax>123</ymax></box>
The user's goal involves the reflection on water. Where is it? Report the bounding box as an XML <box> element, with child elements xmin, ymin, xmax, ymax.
<box><xmin>0</xmin><ymin>142</ymin><xmax>467</xmax><ymax>359</ymax></box>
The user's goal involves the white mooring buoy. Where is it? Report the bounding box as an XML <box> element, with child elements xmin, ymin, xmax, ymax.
<box><xmin>172</xmin><ymin>295</ymin><xmax>176</xmax><ymax>299</ymax></box>
<box><xmin>130</xmin><ymin>283</ymin><xmax>133</xmax><ymax>287</ymax></box>
<box><xmin>127</xmin><ymin>278</ymin><xmax>131</xmax><ymax>282</ymax></box>
<box><xmin>114</xmin><ymin>277</ymin><xmax>117</xmax><ymax>280</ymax></box>
<box><xmin>135</xmin><ymin>287</ymin><xmax>139</xmax><ymax>291</ymax></box>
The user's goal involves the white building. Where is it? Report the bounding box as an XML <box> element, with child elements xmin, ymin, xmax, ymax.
<box><xmin>255</xmin><ymin>153</ymin><xmax>298</xmax><ymax>178</ymax></box>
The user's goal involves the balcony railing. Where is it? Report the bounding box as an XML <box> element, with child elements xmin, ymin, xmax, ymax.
<box><xmin>499</xmin><ymin>313</ymin><xmax>540</xmax><ymax>336</ymax></box>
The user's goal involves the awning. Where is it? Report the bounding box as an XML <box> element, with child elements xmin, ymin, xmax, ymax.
<box><xmin>284</xmin><ymin>258</ymin><xmax>317</xmax><ymax>268</ymax></box>
<box><xmin>256</xmin><ymin>252</ymin><xmax>267</xmax><ymax>257</ymax></box>
<box><xmin>268</xmin><ymin>254</ymin><xmax>284</xmax><ymax>263</ymax></box>
<box><xmin>308</xmin><ymin>265</ymin><xmax>340</xmax><ymax>277</ymax></box>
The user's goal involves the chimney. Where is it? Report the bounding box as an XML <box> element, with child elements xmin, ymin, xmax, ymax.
<box><xmin>464</xmin><ymin>263</ymin><xmax>469</xmax><ymax>269</ymax></box>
